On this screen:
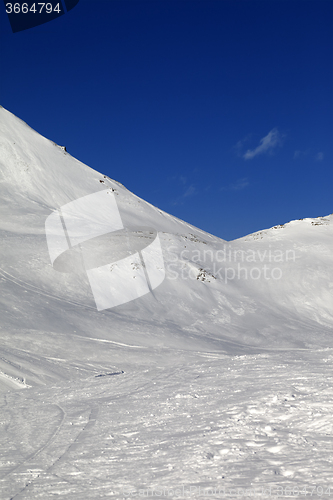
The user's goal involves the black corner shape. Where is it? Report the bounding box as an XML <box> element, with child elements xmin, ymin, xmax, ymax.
<box><xmin>3</xmin><ymin>0</ymin><xmax>80</xmax><ymax>33</ymax></box>
<box><xmin>63</xmin><ymin>0</ymin><xmax>79</xmax><ymax>12</ymax></box>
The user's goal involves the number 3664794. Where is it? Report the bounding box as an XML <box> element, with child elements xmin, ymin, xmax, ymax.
<box><xmin>5</xmin><ymin>3</ymin><xmax>62</xmax><ymax>14</ymax></box>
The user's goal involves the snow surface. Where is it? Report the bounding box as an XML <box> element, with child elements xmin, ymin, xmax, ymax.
<box><xmin>0</xmin><ymin>106</ymin><xmax>332</xmax><ymax>499</ymax></box>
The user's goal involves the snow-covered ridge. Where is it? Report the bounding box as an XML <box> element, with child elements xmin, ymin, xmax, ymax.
<box><xmin>238</xmin><ymin>214</ymin><xmax>332</xmax><ymax>242</ymax></box>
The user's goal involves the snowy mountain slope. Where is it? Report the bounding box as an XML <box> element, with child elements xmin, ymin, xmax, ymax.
<box><xmin>0</xmin><ymin>107</ymin><xmax>333</xmax><ymax>499</ymax></box>
<box><xmin>1</xmin><ymin>105</ymin><xmax>333</xmax><ymax>384</ymax></box>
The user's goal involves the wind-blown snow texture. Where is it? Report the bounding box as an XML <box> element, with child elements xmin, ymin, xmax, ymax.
<box><xmin>0</xmin><ymin>106</ymin><xmax>332</xmax><ymax>499</ymax></box>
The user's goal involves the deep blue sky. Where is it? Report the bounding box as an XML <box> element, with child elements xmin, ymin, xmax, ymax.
<box><xmin>1</xmin><ymin>0</ymin><xmax>332</xmax><ymax>240</ymax></box>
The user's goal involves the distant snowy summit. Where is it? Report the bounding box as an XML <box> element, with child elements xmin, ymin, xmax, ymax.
<box><xmin>239</xmin><ymin>214</ymin><xmax>332</xmax><ymax>241</ymax></box>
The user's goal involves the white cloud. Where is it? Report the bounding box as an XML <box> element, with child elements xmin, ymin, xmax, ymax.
<box><xmin>221</xmin><ymin>177</ymin><xmax>249</xmax><ymax>192</ymax></box>
<box><xmin>234</xmin><ymin>134</ymin><xmax>252</xmax><ymax>157</ymax></box>
<box><xmin>171</xmin><ymin>184</ymin><xmax>196</xmax><ymax>206</ymax></box>
<box><xmin>243</xmin><ymin>128</ymin><xmax>283</xmax><ymax>160</ymax></box>
<box><xmin>183</xmin><ymin>185</ymin><xmax>196</xmax><ymax>198</ymax></box>
<box><xmin>294</xmin><ymin>150</ymin><xmax>324</xmax><ymax>161</ymax></box>
<box><xmin>230</xmin><ymin>177</ymin><xmax>249</xmax><ymax>191</ymax></box>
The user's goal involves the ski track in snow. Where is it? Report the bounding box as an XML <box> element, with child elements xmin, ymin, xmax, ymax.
<box><xmin>0</xmin><ymin>353</ymin><xmax>332</xmax><ymax>499</ymax></box>
<box><xmin>1</xmin><ymin>401</ymin><xmax>99</xmax><ymax>500</ymax></box>
<box><xmin>0</xmin><ymin>268</ymin><xmax>98</xmax><ymax>312</ymax></box>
